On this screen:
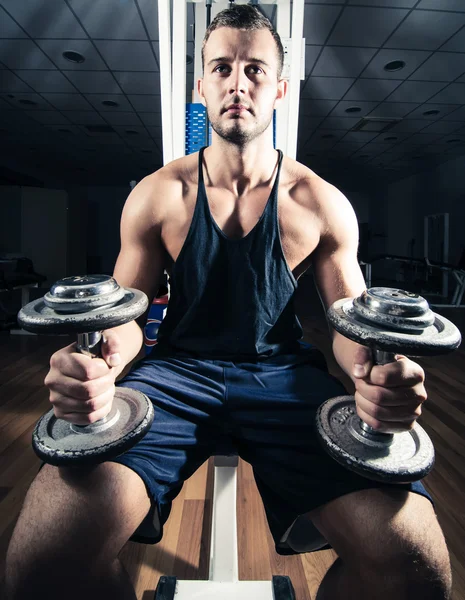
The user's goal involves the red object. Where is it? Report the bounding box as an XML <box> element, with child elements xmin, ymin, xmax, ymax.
<box><xmin>144</xmin><ymin>294</ymin><xmax>169</xmax><ymax>354</ymax></box>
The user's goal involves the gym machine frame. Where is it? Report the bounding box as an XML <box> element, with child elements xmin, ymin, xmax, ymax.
<box><xmin>155</xmin><ymin>0</ymin><xmax>312</xmax><ymax>597</ymax></box>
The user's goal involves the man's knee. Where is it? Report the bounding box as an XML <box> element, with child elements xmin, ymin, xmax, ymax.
<box><xmin>5</xmin><ymin>462</ymin><xmax>151</xmax><ymax>597</ymax></box>
<box><xmin>358</xmin><ymin>493</ymin><xmax>451</xmax><ymax>594</ymax></box>
<box><xmin>309</xmin><ymin>489</ymin><xmax>452</xmax><ymax>597</ymax></box>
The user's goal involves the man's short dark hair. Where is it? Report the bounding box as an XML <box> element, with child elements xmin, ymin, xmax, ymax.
<box><xmin>202</xmin><ymin>4</ymin><xmax>284</xmax><ymax>78</ymax></box>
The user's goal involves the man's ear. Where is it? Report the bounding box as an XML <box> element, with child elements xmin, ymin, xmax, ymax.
<box><xmin>198</xmin><ymin>78</ymin><xmax>206</xmax><ymax>107</ymax></box>
<box><xmin>273</xmin><ymin>78</ymin><xmax>288</xmax><ymax>109</ymax></box>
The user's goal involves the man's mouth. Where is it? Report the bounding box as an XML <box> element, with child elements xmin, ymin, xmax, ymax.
<box><xmin>225</xmin><ymin>104</ymin><xmax>249</xmax><ymax>113</ymax></box>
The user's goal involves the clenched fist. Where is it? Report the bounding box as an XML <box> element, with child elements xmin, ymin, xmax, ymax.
<box><xmin>351</xmin><ymin>345</ymin><xmax>427</xmax><ymax>434</ymax></box>
<box><xmin>44</xmin><ymin>330</ymin><xmax>123</xmax><ymax>426</ymax></box>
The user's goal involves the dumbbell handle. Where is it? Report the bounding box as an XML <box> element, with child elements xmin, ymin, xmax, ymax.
<box><xmin>77</xmin><ymin>331</ymin><xmax>103</xmax><ymax>357</ymax></box>
<box><xmin>73</xmin><ymin>330</ymin><xmax>111</xmax><ymax>431</ymax></box>
<box><xmin>358</xmin><ymin>349</ymin><xmax>396</xmax><ymax>441</ymax></box>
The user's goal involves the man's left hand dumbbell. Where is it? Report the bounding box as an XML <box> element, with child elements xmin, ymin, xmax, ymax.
<box><xmin>17</xmin><ymin>275</ymin><xmax>154</xmax><ymax>467</ymax></box>
<box><xmin>316</xmin><ymin>287</ymin><xmax>461</xmax><ymax>483</ymax></box>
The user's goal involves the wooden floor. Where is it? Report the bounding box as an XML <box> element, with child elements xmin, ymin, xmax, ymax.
<box><xmin>0</xmin><ymin>277</ymin><xmax>464</xmax><ymax>599</ymax></box>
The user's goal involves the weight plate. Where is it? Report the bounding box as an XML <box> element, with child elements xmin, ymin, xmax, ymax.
<box><xmin>316</xmin><ymin>396</ymin><xmax>435</xmax><ymax>483</ymax></box>
<box><xmin>32</xmin><ymin>388</ymin><xmax>154</xmax><ymax>466</ymax></box>
<box><xmin>18</xmin><ymin>287</ymin><xmax>148</xmax><ymax>334</ymax></box>
<box><xmin>328</xmin><ymin>297</ymin><xmax>461</xmax><ymax>355</ymax></box>
<box><xmin>356</xmin><ymin>288</ymin><xmax>431</xmax><ymax>318</ymax></box>
<box><xmin>353</xmin><ymin>288</ymin><xmax>435</xmax><ymax>331</ymax></box>
<box><xmin>45</xmin><ymin>275</ymin><xmax>126</xmax><ymax>314</ymax></box>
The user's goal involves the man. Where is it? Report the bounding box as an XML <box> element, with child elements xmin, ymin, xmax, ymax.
<box><xmin>5</xmin><ymin>5</ymin><xmax>452</xmax><ymax>599</ymax></box>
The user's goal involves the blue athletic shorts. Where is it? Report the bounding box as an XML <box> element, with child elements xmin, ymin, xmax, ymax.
<box><xmin>112</xmin><ymin>344</ymin><xmax>434</xmax><ymax>555</ymax></box>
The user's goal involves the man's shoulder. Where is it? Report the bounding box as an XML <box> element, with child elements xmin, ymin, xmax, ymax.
<box><xmin>149</xmin><ymin>152</ymin><xmax>199</xmax><ymax>188</ymax></box>
<box><xmin>282</xmin><ymin>156</ymin><xmax>345</xmax><ymax>211</ymax></box>
<box><xmin>135</xmin><ymin>153</ymin><xmax>199</xmax><ymax>217</ymax></box>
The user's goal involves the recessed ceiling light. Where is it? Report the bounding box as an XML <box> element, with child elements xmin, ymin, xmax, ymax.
<box><xmin>19</xmin><ymin>99</ymin><xmax>37</xmax><ymax>106</ymax></box>
<box><xmin>423</xmin><ymin>109</ymin><xmax>440</xmax><ymax>116</ymax></box>
<box><xmin>345</xmin><ymin>106</ymin><xmax>362</xmax><ymax>114</ymax></box>
<box><xmin>102</xmin><ymin>100</ymin><xmax>119</xmax><ymax>107</ymax></box>
<box><xmin>384</xmin><ymin>60</ymin><xmax>406</xmax><ymax>72</ymax></box>
<box><xmin>63</xmin><ymin>50</ymin><xmax>85</xmax><ymax>64</ymax></box>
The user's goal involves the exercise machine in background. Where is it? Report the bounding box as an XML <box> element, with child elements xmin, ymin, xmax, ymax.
<box><xmin>361</xmin><ymin>213</ymin><xmax>465</xmax><ymax>309</ymax></box>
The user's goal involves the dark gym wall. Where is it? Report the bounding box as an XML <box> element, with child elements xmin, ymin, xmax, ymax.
<box><xmin>85</xmin><ymin>186</ymin><xmax>131</xmax><ymax>276</ymax></box>
<box><xmin>370</xmin><ymin>154</ymin><xmax>465</xmax><ymax>266</ymax></box>
<box><xmin>0</xmin><ymin>186</ymin><xmax>22</xmax><ymax>254</ymax></box>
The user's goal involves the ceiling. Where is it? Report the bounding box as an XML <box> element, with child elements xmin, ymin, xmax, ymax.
<box><xmin>0</xmin><ymin>0</ymin><xmax>464</xmax><ymax>190</ymax></box>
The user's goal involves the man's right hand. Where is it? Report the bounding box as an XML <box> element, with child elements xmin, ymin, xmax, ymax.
<box><xmin>44</xmin><ymin>330</ymin><xmax>123</xmax><ymax>426</ymax></box>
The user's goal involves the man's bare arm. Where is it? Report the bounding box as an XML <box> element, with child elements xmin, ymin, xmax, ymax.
<box><xmin>307</xmin><ymin>179</ymin><xmax>367</xmax><ymax>381</ymax></box>
<box><xmin>108</xmin><ymin>172</ymin><xmax>169</xmax><ymax>376</ymax></box>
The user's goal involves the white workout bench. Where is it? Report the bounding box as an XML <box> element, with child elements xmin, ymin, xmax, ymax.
<box><xmin>154</xmin><ymin>455</ymin><xmax>329</xmax><ymax>599</ymax></box>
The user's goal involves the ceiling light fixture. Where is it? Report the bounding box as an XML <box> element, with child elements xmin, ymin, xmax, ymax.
<box><xmin>384</xmin><ymin>60</ymin><xmax>406</xmax><ymax>72</ymax></box>
<box><xmin>63</xmin><ymin>50</ymin><xmax>85</xmax><ymax>64</ymax></box>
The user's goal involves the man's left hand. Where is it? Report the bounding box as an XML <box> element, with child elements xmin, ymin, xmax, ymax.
<box><xmin>351</xmin><ymin>345</ymin><xmax>427</xmax><ymax>434</ymax></box>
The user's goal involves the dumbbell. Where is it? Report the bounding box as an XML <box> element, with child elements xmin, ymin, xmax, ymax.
<box><xmin>315</xmin><ymin>288</ymin><xmax>461</xmax><ymax>484</ymax></box>
<box><xmin>17</xmin><ymin>275</ymin><xmax>154</xmax><ymax>467</ymax></box>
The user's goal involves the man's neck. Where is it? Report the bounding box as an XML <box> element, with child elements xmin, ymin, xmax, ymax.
<box><xmin>204</xmin><ymin>137</ymin><xmax>279</xmax><ymax>196</ymax></box>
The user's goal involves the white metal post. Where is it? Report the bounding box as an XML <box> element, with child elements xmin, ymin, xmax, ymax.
<box><xmin>172</xmin><ymin>0</ymin><xmax>187</xmax><ymax>159</ymax></box>
<box><xmin>276</xmin><ymin>0</ymin><xmax>290</xmax><ymax>156</ymax></box>
<box><xmin>193</xmin><ymin>1</ymin><xmax>207</xmax><ymax>103</ymax></box>
<box><xmin>158</xmin><ymin>0</ymin><xmax>174</xmax><ymax>165</ymax></box>
<box><xmin>287</xmin><ymin>0</ymin><xmax>304</xmax><ymax>160</ymax></box>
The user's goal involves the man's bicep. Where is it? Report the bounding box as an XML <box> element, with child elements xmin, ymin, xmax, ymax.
<box><xmin>311</xmin><ymin>198</ymin><xmax>366</xmax><ymax>312</ymax></box>
<box><xmin>312</xmin><ymin>243</ymin><xmax>366</xmax><ymax>312</ymax></box>
<box><xmin>113</xmin><ymin>179</ymin><xmax>167</xmax><ymax>305</ymax></box>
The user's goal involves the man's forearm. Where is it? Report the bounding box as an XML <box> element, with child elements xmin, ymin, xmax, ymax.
<box><xmin>106</xmin><ymin>319</ymin><xmax>145</xmax><ymax>378</ymax></box>
<box><xmin>332</xmin><ymin>331</ymin><xmax>367</xmax><ymax>384</ymax></box>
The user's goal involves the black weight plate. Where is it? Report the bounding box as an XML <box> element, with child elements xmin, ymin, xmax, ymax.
<box><xmin>18</xmin><ymin>288</ymin><xmax>148</xmax><ymax>334</ymax></box>
<box><xmin>316</xmin><ymin>396</ymin><xmax>435</xmax><ymax>483</ymax></box>
<box><xmin>328</xmin><ymin>298</ymin><xmax>461</xmax><ymax>356</ymax></box>
<box><xmin>32</xmin><ymin>388</ymin><xmax>154</xmax><ymax>466</ymax></box>
<box><xmin>272</xmin><ymin>576</ymin><xmax>296</xmax><ymax>600</ymax></box>
<box><xmin>154</xmin><ymin>576</ymin><xmax>177</xmax><ymax>600</ymax></box>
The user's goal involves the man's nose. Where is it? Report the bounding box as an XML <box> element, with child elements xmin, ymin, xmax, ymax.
<box><xmin>229</xmin><ymin>69</ymin><xmax>248</xmax><ymax>95</ymax></box>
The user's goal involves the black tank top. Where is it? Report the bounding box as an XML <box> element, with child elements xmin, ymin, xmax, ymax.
<box><xmin>155</xmin><ymin>147</ymin><xmax>304</xmax><ymax>360</ymax></box>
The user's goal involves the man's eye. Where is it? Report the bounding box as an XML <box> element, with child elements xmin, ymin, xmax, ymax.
<box><xmin>215</xmin><ymin>65</ymin><xmax>230</xmax><ymax>73</ymax></box>
<box><xmin>248</xmin><ymin>66</ymin><xmax>263</xmax><ymax>74</ymax></box>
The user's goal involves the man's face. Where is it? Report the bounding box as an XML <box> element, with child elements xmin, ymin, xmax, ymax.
<box><xmin>198</xmin><ymin>27</ymin><xmax>286</xmax><ymax>146</ymax></box>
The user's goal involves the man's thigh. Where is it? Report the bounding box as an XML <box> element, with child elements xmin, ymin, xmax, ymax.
<box><xmin>224</xmin><ymin>350</ymin><xmax>434</xmax><ymax>554</ymax></box>
<box><xmin>306</xmin><ymin>487</ymin><xmax>449</xmax><ymax>581</ymax></box>
<box><xmin>112</xmin><ymin>353</ymin><xmax>235</xmax><ymax>544</ymax></box>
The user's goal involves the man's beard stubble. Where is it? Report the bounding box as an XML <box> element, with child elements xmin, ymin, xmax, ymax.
<box><xmin>207</xmin><ymin>106</ymin><xmax>273</xmax><ymax>147</ymax></box>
